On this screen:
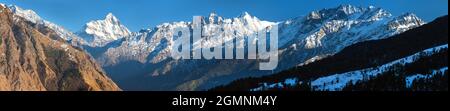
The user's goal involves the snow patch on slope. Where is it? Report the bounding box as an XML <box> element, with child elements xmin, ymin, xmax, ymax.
<box><xmin>405</xmin><ymin>67</ymin><xmax>448</xmax><ymax>88</ymax></box>
<box><xmin>250</xmin><ymin>78</ymin><xmax>299</xmax><ymax>91</ymax></box>
<box><xmin>250</xmin><ymin>44</ymin><xmax>448</xmax><ymax>91</ymax></box>
<box><xmin>311</xmin><ymin>44</ymin><xmax>448</xmax><ymax>91</ymax></box>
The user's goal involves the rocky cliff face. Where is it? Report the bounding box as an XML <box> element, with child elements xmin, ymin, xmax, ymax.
<box><xmin>0</xmin><ymin>5</ymin><xmax>120</xmax><ymax>91</ymax></box>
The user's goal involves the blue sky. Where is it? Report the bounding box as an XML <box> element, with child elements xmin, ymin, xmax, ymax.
<box><xmin>1</xmin><ymin>0</ymin><xmax>447</xmax><ymax>32</ymax></box>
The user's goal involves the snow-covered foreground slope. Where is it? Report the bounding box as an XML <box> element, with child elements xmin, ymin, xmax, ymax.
<box><xmin>311</xmin><ymin>44</ymin><xmax>447</xmax><ymax>91</ymax></box>
<box><xmin>405</xmin><ymin>67</ymin><xmax>448</xmax><ymax>88</ymax></box>
<box><xmin>250</xmin><ymin>44</ymin><xmax>448</xmax><ymax>91</ymax></box>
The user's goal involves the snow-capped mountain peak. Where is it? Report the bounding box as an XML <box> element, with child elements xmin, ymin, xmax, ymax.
<box><xmin>239</xmin><ymin>11</ymin><xmax>251</xmax><ymax>18</ymax></box>
<box><xmin>8</xmin><ymin>5</ymin><xmax>43</xmax><ymax>24</ymax></box>
<box><xmin>105</xmin><ymin>13</ymin><xmax>120</xmax><ymax>24</ymax></box>
<box><xmin>5</xmin><ymin>4</ymin><xmax>83</xmax><ymax>44</ymax></box>
<box><xmin>206</xmin><ymin>12</ymin><xmax>223</xmax><ymax>24</ymax></box>
<box><xmin>304</xmin><ymin>5</ymin><xmax>393</xmax><ymax>22</ymax></box>
<box><xmin>388</xmin><ymin>13</ymin><xmax>425</xmax><ymax>33</ymax></box>
<box><xmin>281</xmin><ymin>5</ymin><xmax>424</xmax><ymax>49</ymax></box>
<box><xmin>337</xmin><ymin>4</ymin><xmax>362</xmax><ymax>15</ymax></box>
<box><xmin>79</xmin><ymin>13</ymin><xmax>131</xmax><ymax>47</ymax></box>
<box><xmin>394</xmin><ymin>13</ymin><xmax>424</xmax><ymax>24</ymax></box>
<box><xmin>364</xmin><ymin>7</ymin><xmax>392</xmax><ymax>21</ymax></box>
<box><xmin>238</xmin><ymin>11</ymin><xmax>258</xmax><ymax>22</ymax></box>
<box><xmin>97</xmin><ymin>5</ymin><xmax>425</xmax><ymax>68</ymax></box>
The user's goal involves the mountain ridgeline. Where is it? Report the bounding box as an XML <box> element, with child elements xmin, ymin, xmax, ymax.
<box><xmin>0</xmin><ymin>4</ymin><xmax>120</xmax><ymax>91</ymax></box>
<box><xmin>83</xmin><ymin>5</ymin><xmax>426</xmax><ymax>91</ymax></box>
<box><xmin>212</xmin><ymin>15</ymin><xmax>448</xmax><ymax>91</ymax></box>
<box><xmin>1</xmin><ymin>3</ymin><xmax>441</xmax><ymax>91</ymax></box>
